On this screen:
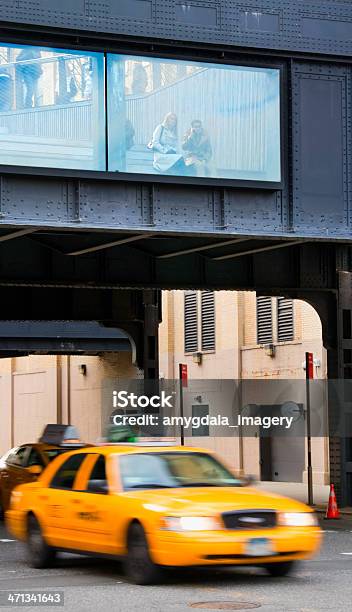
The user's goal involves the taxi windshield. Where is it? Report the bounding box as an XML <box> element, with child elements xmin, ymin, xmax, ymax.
<box><xmin>44</xmin><ymin>449</ymin><xmax>70</xmax><ymax>462</ymax></box>
<box><xmin>44</xmin><ymin>446</ymin><xmax>86</xmax><ymax>463</ymax></box>
<box><xmin>119</xmin><ymin>452</ymin><xmax>244</xmax><ymax>490</ymax></box>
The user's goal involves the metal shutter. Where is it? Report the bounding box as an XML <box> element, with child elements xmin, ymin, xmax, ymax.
<box><xmin>184</xmin><ymin>291</ymin><xmax>198</xmax><ymax>353</ymax></box>
<box><xmin>256</xmin><ymin>296</ymin><xmax>273</xmax><ymax>344</ymax></box>
<box><xmin>277</xmin><ymin>297</ymin><xmax>294</xmax><ymax>342</ymax></box>
<box><xmin>201</xmin><ymin>290</ymin><xmax>215</xmax><ymax>351</ymax></box>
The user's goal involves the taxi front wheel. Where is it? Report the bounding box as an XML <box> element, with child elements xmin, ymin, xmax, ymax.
<box><xmin>265</xmin><ymin>561</ymin><xmax>295</xmax><ymax>577</ymax></box>
<box><xmin>27</xmin><ymin>515</ymin><xmax>57</xmax><ymax>569</ymax></box>
<box><xmin>124</xmin><ymin>523</ymin><xmax>163</xmax><ymax>585</ymax></box>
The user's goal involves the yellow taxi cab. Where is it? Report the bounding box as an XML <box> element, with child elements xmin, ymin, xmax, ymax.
<box><xmin>6</xmin><ymin>444</ymin><xmax>322</xmax><ymax>585</ymax></box>
<box><xmin>0</xmin><ymin>425</ymin><xmax>90</xmax><ymax>518</ymax></box>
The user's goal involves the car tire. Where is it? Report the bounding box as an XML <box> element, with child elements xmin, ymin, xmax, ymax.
<box><xmin>123</xmin><ymin>523</ymin><xmax>162</xmax><ymax>585</ymax></box>
<box><xmin>27</xmin><ymin>515</ymin><xmax>56</xmax><ymax>569</ymax></box>
<box><xmin>265</xmin><ymin>561</ymin><xmax>295</xmax><ymax>577</ymax></box>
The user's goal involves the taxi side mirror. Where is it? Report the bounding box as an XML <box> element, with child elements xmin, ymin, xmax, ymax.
<box><xmin>87</xmin><ymin>479</ymin><xmax>108</xmax><ymax>494</ymax></box>
<box><xmin>27</xmin><ymin>465</ymin><xmax>43</xmax><ymax>476</ymax></box>
<box><xmin>244</xmin><ymin>474</ymin><xmax>256</xmax><ymax>487</ymax></box>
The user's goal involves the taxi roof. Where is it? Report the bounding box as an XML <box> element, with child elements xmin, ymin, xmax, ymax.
<box><xmin>33</xmin><ymin>443</ymin><xmax>61</xmax><ymax>450</ymax></box>
<box><xmin>32</xmin><ymin>443</ymin><xmax>87</xmax><ymax>451</ymax></box>
<box><xmin>64</xmin><ymin>445</ymin><xmax>213</xmax><ymax>456</ymax></box>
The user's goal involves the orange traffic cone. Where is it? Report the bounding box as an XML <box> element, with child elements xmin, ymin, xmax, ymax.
<box><xmin>325</xmin><ymin>483</ymin><xmax>340</xmax><ymax>519</ymax></box>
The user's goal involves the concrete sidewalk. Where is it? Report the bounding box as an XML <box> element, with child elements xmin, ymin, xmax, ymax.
<box><xmin>256</xmin><ymin>481</ymin><xmax>352</xmax><ymax>515</ymax></box>
<box><xmin>256</xmin><ymin>480</ymin><xmax>330</xmax><ymax>506</ymax></box>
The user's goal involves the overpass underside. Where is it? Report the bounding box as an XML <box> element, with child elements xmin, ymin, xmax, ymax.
<box><xmin>0</xmin><ymin>226</ymin><xmax>345</xmax><ymax>356</ymax></box>
<box><xmin>0</xmin><ymin>226</ymin><xmax>351</xmax><ymax>503</ymax></box>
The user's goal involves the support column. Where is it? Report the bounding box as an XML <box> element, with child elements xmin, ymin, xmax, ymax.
<box><xmin>332</xmin><ymin>271</ymin><xmax>352</xmax><ymax>506</ymax></box>
<box><xmin>101</xmin><ymin>288</ymin><xmax>160</xmax><ymax>376</ymax></box>
<box><xmin>327</xmin><ymin>346</ymin><xmax>343</xmax><ymax>503</ymax></box>
<box><xmin>303</xmin><ymin>288</ymin><xmax>345</xmax><ymax>504</ymax></box>
<box><xmin>316</xmin><ymin>271</ymin><xmax>352</xmax><ymax>506</ymax></box>
<box><xmin>142</xmin><ymin>289</ymin><xmax>160</xmax><ymax>380</ymax></box>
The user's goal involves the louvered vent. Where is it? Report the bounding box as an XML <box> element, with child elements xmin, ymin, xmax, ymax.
<box><xmin>256</xmin><ymin>296</ymin><xmax>273</xmax><ymax>344</ymax></box>
<box><xmin>277</xmin><ymin>297</ymin><xmax>294</xmax><ymax>342</ymax></box>
<box><xmin>184</xmin><ymin>291</ymin><xmax>198</xmax><ymax>353</ymax></box>
<box><xmin>201</xmin><ymin>290</ymin><xmax>215</xmax><ymax>351</ymax></box>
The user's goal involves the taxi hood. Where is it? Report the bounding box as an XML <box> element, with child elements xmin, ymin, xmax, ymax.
<box><xmin>130</xmin><ymin>485</ymin><xmax>312</xmax><ymax>514</ymax></box>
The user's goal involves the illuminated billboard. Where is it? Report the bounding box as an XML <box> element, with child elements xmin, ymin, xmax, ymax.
<box><xmin>0</xmin><ymin>44</ymin><xmax>105</xmax><ymax>170</ymax></box>
<box><xmin>0</xmin><ymin>45</ymin><xmax>281</xmax><ymax>183</ymax></box>
<box><xmin>107</xmin><ymin>54</ymin><xmax>281</xmax><ymax>182</ymax></box>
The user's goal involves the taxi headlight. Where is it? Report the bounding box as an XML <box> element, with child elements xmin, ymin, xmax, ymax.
<box><xmin>10</xmin><ymin>490</ymin><xmax>22</xmax><ymax>506</ymax></box>
<box><xmin>279</xmin><ymin>512</ymin><xmax>318</xmax><ymax>527</ymax></box>
<box><xmin>162</xmin><ymin>516</ymin><xmax>221</xmax><ymax>531</ymax></box>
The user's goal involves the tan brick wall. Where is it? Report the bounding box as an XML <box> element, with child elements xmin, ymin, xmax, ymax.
<box><xmin>0</xmin><ymin>359</ymin><xmax>12</xmax><ymax>455</ymax></box>
<box><xmin>241</xmin><ymin>297</ymin><xmax>326</xmax><ymax>380</ymax></box>
<box><xmin>299</xmin><ymin>299</ymin><xmax>324</xmax><ymax>341</ymax></box>
<box><xmin>295</xmin><ymin>300</ymin><xmax>303</xmax><ymax>341</ymax></box>
<box><xmin>159</xmin><ymin>289</ymin><xmax>328</xmax><ymax>484</ymax></box>
<box><xmin>159</xmin><ymin>291</ymin><xmax>176</xmax><ymax>379</ymax></box>
<box><xmin>160</xmin><ymin>290</ymin><xmax>326</xmax><ymax>381</ymax></box>
<box><xmin>0</xmin><ymin>351</ymin><xmax>141</xmax><ymax>455</ymax></box>
<box><xmin>67</xmin><ymin>353</ymin><xmax>141</xmax><ymax>443</ymax></box>
<box><xmin>159</xmin><ymin>290</ymin><xmax>241</xmax><ymax>380</ymax></box>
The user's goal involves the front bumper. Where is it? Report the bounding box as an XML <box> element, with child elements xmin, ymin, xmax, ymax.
<box><xmin>151</xmin><ymin>526</ymin><xmax>322</xmax><ymax>567</ymax></box>
<box><xmin>5</xmin><ymin>509</ymin><xmax>27</xmax><ymax>541</ymax></box>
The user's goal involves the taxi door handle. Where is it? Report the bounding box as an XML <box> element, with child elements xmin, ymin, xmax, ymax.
<box><xmin>71</xmin><ymin>498</ymin><xmax>81</xmax><ymax>504</ymax></box>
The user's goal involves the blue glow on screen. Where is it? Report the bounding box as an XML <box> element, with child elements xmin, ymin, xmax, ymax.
<box><xmin>0</xmin><ymin>44</ymin><xmax>281</xmax><ymax>183</ymax></box>
<box><xmin>107</xmin><ymin>54</ymin><xmax>281</xmax><ymax>182</ymax></box>
<box><xmin>0</xmin><ymin>43</ymin><xmax>105</xmax><ymax>171</ymax></box>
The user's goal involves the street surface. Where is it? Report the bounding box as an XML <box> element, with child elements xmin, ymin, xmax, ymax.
<box><xmin>0</xmin><ymin>519</ymin><xmax>351</xmax><ymax>612</ymax></box>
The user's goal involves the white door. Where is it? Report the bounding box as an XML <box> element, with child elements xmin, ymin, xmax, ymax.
<box><xmin>271</xmin><ymin>436</ymin><xmax>305</xmax><ymax>482</ymax></box>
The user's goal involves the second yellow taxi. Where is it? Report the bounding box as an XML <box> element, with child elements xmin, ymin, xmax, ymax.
<box><xmin>0</xmin><ymin>424</ymin><xmax>90</xmax><ymax>518</ymax></box>
<box><xmin>6</xmin><ymin>444</ymin><xmax>322</xmax><ymax>584</ymax></box>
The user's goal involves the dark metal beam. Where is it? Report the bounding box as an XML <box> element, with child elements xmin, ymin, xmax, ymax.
<box><xmin>212</xmin><ymin>240</ymin><xmax>307</xmax><ymax>261</ymax></box>
<box><xmin>157</xmin><ymin>238</ymin><xmax>250</xmax><ymax>259</ymax></box>
<box><xmin>67</xmin><ymin>233</ymin><xmax>155</xmax><ymax>256</ymax></box>
<box><xmin>0</xmin><ymin>228</ymin><xmax>36</xmax><ymax>242</ymax></box>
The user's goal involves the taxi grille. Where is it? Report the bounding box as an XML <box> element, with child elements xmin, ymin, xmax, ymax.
<box><xmin>222</xmin><ymin>510</ymin><xmax>277</xmax><ymax>530</ymax></box>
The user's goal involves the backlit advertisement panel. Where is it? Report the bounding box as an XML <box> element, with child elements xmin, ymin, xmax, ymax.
<box><xmin>0</xmin><ymin>43</ymin><xmax>105</xmax><ymax>170</ymax></box>
<box><xmin>107</xmin><ymin>54</ymin><xmax>281</xmax><ymax>182</ymax></box>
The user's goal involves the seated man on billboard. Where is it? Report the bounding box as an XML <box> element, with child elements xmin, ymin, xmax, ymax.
<box><xmin>182</xmin><ymin>119</ymin><xmax>213</xmax><ymax>177</ymax></box>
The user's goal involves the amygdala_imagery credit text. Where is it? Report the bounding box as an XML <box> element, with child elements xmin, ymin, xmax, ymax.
<box><xmin>111</xmin><ymin>390</ymin><xmax>294</xmax><ymax>430</ymax></box>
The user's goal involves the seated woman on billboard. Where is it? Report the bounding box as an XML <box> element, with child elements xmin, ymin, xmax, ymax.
<box><xmin>148</xmin><ymin>113</ymin><xmax>185</xmax><ymax>174</ymax></box>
